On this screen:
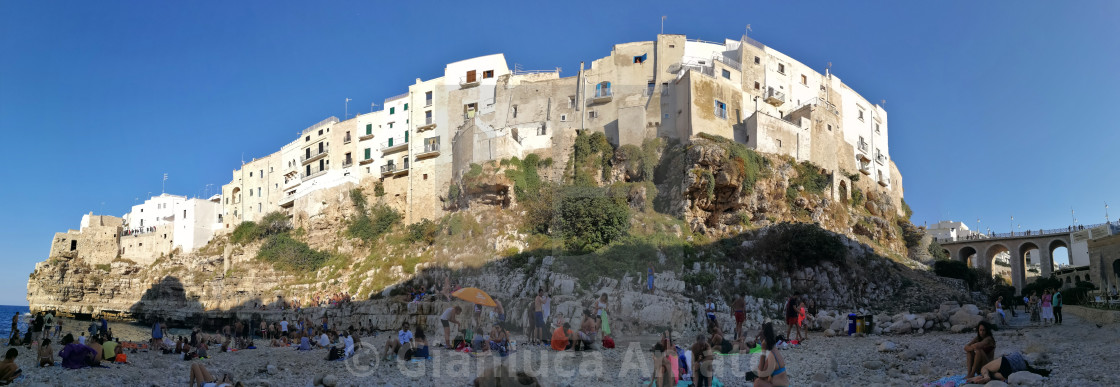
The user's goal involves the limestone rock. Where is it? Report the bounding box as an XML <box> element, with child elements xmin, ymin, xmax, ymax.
<box><xmin>861</xmin><ymin>360</ymin><xmax>884</xmax><ymax>370</ymax></box>
<box><xmin>824</xmin><ymin>329</ymin><xmax>836</xmax><ymax>337</ymax></box>
<box><xmin>321</xmin><ymin>374</ymin><xmax>338</xmax><ymax>387</ymax></box>
<box><xmin>984</xmin><ymin>381</ymin><xmax>1009</xmax><ymax>387</ymax></box>
<box><xmin>1006</xmin><ymin>371</ymin><xmax>1045</xmax><ymax>385</ymax></box>
<box><xmin>877</xmin><ymin>341</ymin><xmax>898</xmax><ymax>352</ymax></box>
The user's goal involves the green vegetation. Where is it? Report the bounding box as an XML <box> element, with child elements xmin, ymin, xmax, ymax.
<box><xmin>928</xmin><ymin>240</ymin><xmax>949</xmax><ymax>260</ymax></box>
<box><xmin>506</xmin><ymin>153</ymin><xmax>544</xmax><ymax>202</ymax></box>
<box><xmin>374</xmin><ymin>181</ymin><xmax>386</xmax><ymax>197</ymax></box>
<box><xmin>446</xmin><ymin>212</ymin><xmax>482</xmax><ymax>237</ymax></box>
<box><xmin>901</xmin><ymin>198</ymin><xmax>913</xmax><ymax>220</ymax></box>
<box><xmin>570</xmin><ymin>131</ymin><xmax>614</xmax><ymax>186</ymax></box>
<box><xmin>230</xmin><ymin>221</ymin><xmax>263</xmax><ymax>244</ymax></box>
<box><xmin>692</xmin><ymin>168</ymin><xmax>716</xmax><ymax>201</ymax></box>
<box><xmin>230</xmin><ymin>211</ymin><xmax>290</xmax><ymax>245</ymax></box>
<box><xmin>695</xmin><ymin>133</ymin><xmax>769</xmax><ymax>193</ymax></box>
<box><xmin>257</xmin><ymin>233</ymin><xmax>333</xmax><ymax>271</ymax></box>
<box><xmin>897</xmin><ymin>219</ymin><xmax>923</xmax><ymax>249</ymax></box>
<box><xmin>346</xmin><ymin>204</ymin><xmax>402</xmax><ymax>244</ymax></box>
<box><xmin>447</xmin><ymin>184</ymin><xmax>461</xmax><ymax>203</ymax></box>
<box><xmin>749</xmin><ymin>222</ymin><xmax>847</xmax><ymax>270</ymax></box>
<box><xmin>556</xmin><ymin>185</ymin><xmax>630</xmax><ymax>253</ymax></box>
<box><xmin>789</xmin><ymin>161</ymin><xmax>830</xmax><ymax>194</ymax></box>
<box><xmin>614</xmin><ymin>138</ymin><xmax>661</xmax><ymax>182</ymax></box>
<box><xmin>933</xmin><ymin>260</ymin><xmax>987</xmax><ymax>290</ymax></box>
<box><xmin>850</xmin><ymin>187</ymin><xmax>865</xmax><ymax>208</ymax></box>
<box><xmin>95</xmin><ymin>263</ymin><xmax>111</xmax><ymax>272</ymax></box>
<box><xmin>682</xmin><ymin>271</ymin><xmax>716</xmax><ymax>288</ymax></box>
<box><xmin>407</xmin><ymin>219</ymin><xmax>441</xmax><ymax>245</ymax></box>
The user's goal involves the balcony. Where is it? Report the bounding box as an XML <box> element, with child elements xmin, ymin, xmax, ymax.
<box><xmin>359</xmin><ymin>132</ymin><xmax>375</xmax><ymax>141</ymax></box>
<box><xmin>300</xmin><ymin>144</ymin><xmax>330</xmax><ymax>165</ymax></box>
<box><xmin>279</xmin><ymin>191</ymin><xmax>297</xmax><ymax>208</ymax></box>
<box><xmin>359</xmin><ymin>157</ymin><xmax>374</xmax><ymax>165</ymax></box>
<box><xmin>875</xmin><ymin>153</ymin><xmax>887</xmax><ymax>165</ymax></box>
<box><xmin>380</xmin><ymin>160</ymin><xmax>409</xmax><ymax>176</ymax></box>
<box><xmin>416</xmin><ymin>139</ymin><xmax>440</xmax><ymax>159</ymax></box>
<box><xmin>857</xmin><ymin>141</ymin><xmax>869</xmax><ymax>154</ymax></box>
<box><xmin>416</xmin><ymin>116</ymin><xmax>436</xmax><ymax>131</ymax></box>
<box><xmin>425</xmin><ymin>98</ymin><xmax>433</xmax><ymax>107</ymax></box>
<box><xmin>301</xmin><ymin>169</ymin><xmax>327</xmax><ymax>182</ymax></box>
<box><xmin>878</xmin><ymin>175</ymin><xmax>890</xmax><ymax>187</ymax></box>
<box><xmin>343</xmin><ymin>133</ymin><xmax>352</xmax><ymax>144</ymax></box>
<box><xmin>459</xmin><ymin>76</ymin><xmax>480</xmax><ymax>88</ymax></box>
<box><xmin>342</xmin><ymin>158</ymin><xmax>353</xmax><ymax>168</ymax></box>
<box><xmin>380</xmin><ymin>136</ymin><xmax>408</xmax><ymax>154</ymax></box>
<box><xmin>765</xmin><ymin>88</ymin><xmax>785</xmax><ymax>107</ymax></box>
<box><xmin>590</xmin><ymin>89</ymin><xmax>613</xmax><ymax>104</ymax></box>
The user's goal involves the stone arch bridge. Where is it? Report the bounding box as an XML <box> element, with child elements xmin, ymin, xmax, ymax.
<box><xmin>937</xmin><ymin>230</ymin><xmax>1072</xmax><ymax>293</ymax></box>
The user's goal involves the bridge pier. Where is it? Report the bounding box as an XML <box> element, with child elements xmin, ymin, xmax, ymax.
<box><xmin>1010</xmin><ymin>245</ymin><xmax>1024</xmax><ymax>294</ymax></box>
<box><xmin>1039</xmin><ymin>247</ymin><xmax>1052</xmax><ymax>278</ymax></box>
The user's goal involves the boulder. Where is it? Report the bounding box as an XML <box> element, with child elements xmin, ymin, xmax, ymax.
<box><xmin>322</xmin><ymin>374</ymin><xmax>338</xmax><ymax>387</ymax></box>
<box><xmin>961</xmin><ymin>304</ymin><xmax>981</xmax><ymax>316</ymax></box>
<box><xmin>984</xmin><ymin>381</ymin><xmax>1009</xmax><ymax>387</ymax></box>
<box><xmin>950</xmin><ymin>309</ymin><xmax>983</xmax><ymax>327</ymax></box>
<box><xmin>829</xmin><ymin>317</ymin><xmax>848</xmax><ymax>332</ymax></box>
<box><xmin>824</xmin><ymin>329</ymin><xmax>836</xmax><ymax>337</ymax></box>
<box><xmin>1006</xmin><ymin>371</ymin><xmax>1045</xmax><ymax>385</ymax></box>
<box><xmin>266</xmin><ymin>364</ymin><xmax>278</xmax><ymax>375</ymax></box>
<box><xmin>951</xmin><ymin>324</ymin><xmax>971</xmax><ymax>333</ymax></box>
<box><xmin>890</xmin><ymin>321</ymin><xmax>913</xmax><ymax>334</ymax></box>
<box><xmin>877</xmin><ymin>341</ymin><xmax>898</xmax><ymax>352</ymax></box>
<box><xmin>899</xmin><ymin>348</ymin><xmax>923</xmax><ymax>361</ymax></box>
<box><xmin>861</xmin><ymin>360</ymin><xmax>884</xmax><ymax>370</ymax></box>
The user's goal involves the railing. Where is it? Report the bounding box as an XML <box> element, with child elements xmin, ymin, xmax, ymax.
<box><xmin>857</xmin><ymin>142</ymin><xmax>869</xmax><ymax>153</ymax></box>
<box><xmin>343</xmin><ymin>133</ymin><xmax>352</xmax><ymax>144</ymax></box>
<box><xmin>424</xmin><ymin>117</ymin><xmax>434</xmax><ymax>126</ymax></box>
<box><xmin>937</xmin><ymin>221</ymin><xmax>1119</xmax><ymax>243</ymax></box>
<box><xmin>380</xmin><ymin>164</ymin><xmax>396</xmax><ymax>174</ymax></box>
<box><xmin>425</xmin><ymin>98</ymin><xmax>433</xmax><ymax>107</ymax></box>
<box><xmin>714</xmin><ymin>54</ymin><xmax>742</xmax><ymax>71</ymax></box>
<box><xmin>300</xmin><ymin>117</ymin><xmax>339</xmax><ymax>136</ymax></box>
<box><xmin>300</xmin><ymin>145</ymin><xmax>330</xmax><ymax>163</ymax></box>
<box><xmin>876</xmin><ymin>153</ymin><xmax>887</xmax><ymax>164</ymax></box>
<box><xmin>459</xmin><ymin>76</ymin><xmax>479</xmax><ymax>87</ymax></box>
<box><xmin>512</xmin><ymin>68</ymin><xmax>560</xmax><ymax>75</ymax></box>
<box><xmin>741</xmin><ymin>35</ymin><xmax>765</xmax><ymax>49</ymax></box>
<box><xmin>300</xmin><ymin>169</ymin><xmax>327</xmax><ymax>181</ymax></box>
<box><xmin>385</xmin><ymin>92</ymin><xmax>408</xmax><ymax>103</ymax></box>
<box><xmin>422</xmin><ymin>140</ymin><xmax>440</xmax><ymax>154</ymax></box>
<box><xmin>686</xmin><ymin>38</ymin><xmax>723</xmax><ymax>45</ymax></box>
<box><xmin>380</xmin><ymin>136</ymin><xmax>408</xmax><ymax>151</ymax></box>
<box><xmin>594</xmin><ymin>88</ymin><xmax>613</xmax><ymax>98</ymax></box>
<box><xmin>342</xmin><ymin>158</ymin><xmax>353</xmax><ymax>168</ymax></box>
<box><xmin>800</xmin><ymin>97</ymin><xmax>839</xmax><ymax>116</ymax></box>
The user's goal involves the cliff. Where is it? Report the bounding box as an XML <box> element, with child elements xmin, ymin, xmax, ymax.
<box><xmin>27</xmin><ymin>134</ymin><xmax>963</xmax><ymax>335</ymax></box>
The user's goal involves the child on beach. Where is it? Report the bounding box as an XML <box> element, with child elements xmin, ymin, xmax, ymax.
<box><xmin>0</xmin><ymin>348</ymin><xmax>20</xmax><ymax>384</ymax></box>
<box><xmin>37</xmin><ymin>338</ymin><xmax>54</xmax><ymax>367</ymax></box>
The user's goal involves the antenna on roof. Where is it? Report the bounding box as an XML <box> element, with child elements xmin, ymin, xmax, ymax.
<box><xmin>162</xmin><ymin>173</ymin><xmax>168</xmax><ymax>194</ymax></box>
<box><xmin>345</xmin><ymin>98</ymin><xmax>352</xmax><ymax>119</ymax></box>
<box><xmin>371</xmin><ymin>102</ymin><xmax>379</xmax><ymax>113</ymax></box>
<box><xmin>745</xmin><ymin>24</ymin><xmax>752</xmax><ymax>37</ymax></box>
<box><xmin>661</xmin><ymin>16</ymin><xmax>666</xmax><ymax>34</ymax></box>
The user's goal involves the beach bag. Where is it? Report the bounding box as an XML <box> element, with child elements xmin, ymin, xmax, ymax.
<box><xmin>601</xmin><ymin>336</ymin><xmax>615</xmax><ymax>349</ymax></box>
<box><xmin>327</xmin><ymin>346</ymin><xmax>343</xmax><ymax>361</ymax></box>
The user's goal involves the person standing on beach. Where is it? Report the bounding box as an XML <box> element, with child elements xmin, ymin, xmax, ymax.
<box><xmin>731</xmin><ymin>294</ymin><xmax>747</xmax><ymax>340</ymax></box>
<box><xmin>1052</xmin><ymin>288</ymin><xmax>1063</xmax><ymax>325</ymax></box>
<box><xmin>647</xmin><ymin>265</ymin><xmax>656</xmax><ymax>293</ymax></box>
<box><xmin>9</xmin><ymin>313</ymin><xmax>16</xmax><ymax>337</ymax></box>
<box><xmin>1040</xmin><ymin>290</ymin><xmax>1053</xmax><ymax>326</ymax></box>
<box><xmin>533</xmin><ymin>289</ymin><xmax>545</xmax><ymax>345</ymax></box>
<box><xmin>280</xmin><ymin>318</ymin><xmax>289</xmax><ymax>338</ymax></box>
<box><xmin>439</xmin><ymin>305</ymin><xmax>461</xmax><ymax>348</ymax></box>
<box><xmin>542</xmin><ymin>292</ymin><xmax>552</xmax><ymax>333</ymax></box>
<box><xmin>151</xmin><ymin>320</ymin><xmax>163</xmax><ymax>349</ymax></box>
<box><xmin>784</xmin><ymin>295</ymin><xmax>801</xmax><ymax>342</ymax></box>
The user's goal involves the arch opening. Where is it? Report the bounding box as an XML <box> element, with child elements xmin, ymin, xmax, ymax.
<box><xmin>959</xmin><ymin>246</ymin><xmax>978</xmax><ymax>267</ymax></box>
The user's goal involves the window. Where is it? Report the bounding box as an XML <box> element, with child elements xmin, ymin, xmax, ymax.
<box><xmin>366</xmin><ymin>123</ymin><xmax>372</xmax><ymax>135</ymax></box>
<box><xmin>827</xmin><ymin>124</ymin><xmax>832</xmax><ymax>131</ymax></box>
<box><xmin>249</xmin><ymin>189</ymin><xmax>253</xmax><ymax>197</ymax></box>
<box><xmin>754</xmin><ymin>56</ymin><xmax>760</xmax><ymax>65</ymax></box>
<box><xmin>754</xmin><ymin>82</ymin><xmax>760</xmax><ymax>90</ymax></box>
<box><xmin>560</xmin><ymin>114</ymin><xmax>567</xmax><ymax>122</ymax></box>
<box><xmin>588</xmin><ymin>111</ymin><xmax>597</xmax><ymax>119</ymax></box>
<box><xmin>801</xmin><ymin>74</ymin><xmax>807</xmax><ymax>85</ymax></box>
<box><xmin>647</xmin><ymin>81</ymin><xmax>655</xmax><ymax>96</ymax></box>
<box><xmin>269</xmin><ymin>167</ymin><xmax>273</xmax><ymax>172</ymax></box>
<box><xmin>425</xmin><ymin>91</ymin><xmax>433</xmax><ymax>106</ymax></box>
<box><xmin>259</xmin><ymin>170</ymin><xmax>263</xmax><ymax>177</ymax></box>
<box><xmin>364</xmin><ymin>148</ymin><xmax>371</xmax><ymax>160</ymax></box>
<box><xmin>403</xmin><ymin>103</ymin><xmax>408</xmax><ymax>111</ymax></box>
<box><xmin>423</xmin><ymin>174</ymin><xmax>428</xmax><ymax>180</ymax></box>
<box><xmin>714</xmin><ymin>100</ymin><xmax>727</xmax><ymax>119</ymax></box>
<box><xmin>661</xmin><ymin>82</ymin><xmax>669</xmax><ymax>96</ymax></box>
<box><xmin>183</xmin><ymin>210</ymin><xmax>187</xmax><ymax>218</ymax></box>
<box><xmin>722</xmin><ymin>69</ymin><xmax>731</xmax><ymax>79</ymax></box>
<box><xmin>633</xmin><ymin>54</ymin><xmax>647</xmax><ymax>64</ymax></box>
<box><xmin>875</xmin><ymin>123</ymin><xmax>880</xmax><ymax>133</ymax></box>
<box><xmin>249</xmin><ymin>171</ymin><xmax>253</xmax><ymax>177</ymax></box>
<box><xmin>390</xmin><ymin>107</ymin><xmax>396</xmax><ymax>115</ymax></box>
<box><xmin>70</xmin><ymin>240</ymin><xmax>77</xmax><ymax>251</ymax></box>
<box><xmin>424</xmin><ymin>110</ymin><xmax>433</xmax><ymax>124</ymax></box>
<box><xmin>858</xmin><ymin>109</ymin><xmax>865</xmax><ymax>121</ymax></box>
<box><xmin>257</xmin><ymin>188</ymin><xmax>261</xmax><ymax>197</ymax></box>
<box><xmin>776</xmin><ymin>139</ymin><xmax>782</xmax><ymax>148</ymax></box>
<box><xmin>389</xmin><ymin>122</ymin><xmax>394</xmax><ymax>129</ymax></box>
<box><xmin>595</xmin><ymin>82</ymin><xmax>611</xmax><ymax>98</ymax></box>
<box><xmin>258</xmin><ymin>203</ymin><xmax>262</xmax><ymax>213</ymax></box>
<box><xmin>777</xmin><ymin>63</ymin><xmax>786</xmax><ymax>74</ymax></box>
<box><xmin>483</xmin><ymin>70</ymin><xmax>494</xmax><ymax>79</ymax></box>
<box><xmin>305</xmin><ymin>135</ymin><xmax>310</xmax><ymax>142</ymax></box>
<box><xmin>568</xmin><ymin>96</ymin><xmax>575</xmax><ymax>108</ymax></box>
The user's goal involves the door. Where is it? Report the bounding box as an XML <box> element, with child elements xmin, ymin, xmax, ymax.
<box><xmin>466</xmin><ymin>70</ymin><xmax>476</xmax><ymax>83</ymax></box>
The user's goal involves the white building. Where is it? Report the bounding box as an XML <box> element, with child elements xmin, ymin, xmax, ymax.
<box><xmin>927</xmin><ymin>220</ymin><xmax>985</xmax><ymax>242</ymax></box>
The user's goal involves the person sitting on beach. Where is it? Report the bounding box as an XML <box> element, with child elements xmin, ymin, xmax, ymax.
<box><xmin>411</xmin><ymin>328</ymin><xmax>429</xmax><ymax>359</ymax></box>
<box><xmin>113</xmin><ymin>345</ymin><xmax>129</xmax><ymax>364</ymax></box>
<box><xmin>649</xmin><ymin>332</ymin><xmax>676</xmax><ymax>387</ymax></box>
<box><xmin>965</xmin><ymin>321</ymin><xmax>996</xmax><ymax>377</ymax></box>
<box><xmin>750</xmin><ymin>322</ymin><xmax>789</xmax><ymax>387</ymax></box>
<box><xmin>342</xmin><ymin>332</ymin><xmax>355</xmax><ymax>359</ymax></box>
<box><xmin>0</xmin><ymin>348</ymin><xmax>20</xmax><ymax>384</ymax></box>
<box><xmin>691</xmin><ymin>335</ymin><xmax>713</xmax><ymax>387</ymax></box>
<box><xmin>37</xmin><ymin>338</ymin><xmax>54</xmax><ymax>367</ymax></box>
<box><xmin>188</xmin><ymin>363</ymin><xmax>235</xmax><ymax>387</ymax></box>
<box><xmin>550</xmin><ymin>323</ymin><xmax>572</xmax><ymax>351</ymax></box>
<box><xmin>296</xmin><ymin>335</ymin><xmax>312</xmax><ymax>351</ymax></box>
<box><xmin>439</xmin><ymin>306</ymin><xmax>462</xmax><ymax>348</ymax></box>
<box><xmin>58</xmin><ymin>334</ymin><xmax>95</xmax><ymax>369</ymax></box>
<box><xmin>472</xmin><ymin>364</ymin><xmax>540</xmax><ymax>387</ymax></box>
<box><xmin>87</xmin><ymin>336</ymin><xmax>104</xmax><ymax>366</ymax></box>
<box><xmin>577</xmin><ymin>310</ymin><xmax>597</xmax><ymax>351</ymax></box>
<box><xmin>195</xmin><ymin>338</ymin><xmax>209</xmax><ymax>359</ymax></box>
<box><xmin>966</xmin><ymin>351</ymin><xmax>1050</xmax><ymax>384</ymax></box>
<box><xmin>382</xmin><ymin>322</ymin><xmax>413</xmax><ymax>360</ymax></box>
<box><xmin>78</xmin><ymin>332</ymin><xmax>86</xmax><ymax>345</ymax></box>
<box><xmin>317</xmin><ymin>330</ymin><xmax>331</xmax><ymax>349</ymax></box>
<box><xmin>488</xmin><ymin>324</ymin><xmax>509</xmax><ymax>354</ymax></box>
<box><xmin>102</xmin><ymin>337</ymin><xmax>118</xmax><ymax>361</ymax></box>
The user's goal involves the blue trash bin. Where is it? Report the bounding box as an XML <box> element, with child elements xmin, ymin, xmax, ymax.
<box><xmin>847</xmin><ymin>313</ymin><xmax>857</xmax><ymax>336</ymax></box>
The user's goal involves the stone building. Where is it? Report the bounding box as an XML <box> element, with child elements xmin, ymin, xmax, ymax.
<box><xmin>217</xmin><ymin>32</ymin><xmax>906</xmax><ymax>230</ymax></box>
<box><xmin>1087</xmin><ymin>227</ymin><xmax>1120</xmax><ymax>290</ymax></box>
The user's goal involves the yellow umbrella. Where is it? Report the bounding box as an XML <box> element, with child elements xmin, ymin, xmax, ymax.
<box><xmin>451</xmin><ymin>287</ymin><xmax>497</xmax><ymax>307</ymax></box>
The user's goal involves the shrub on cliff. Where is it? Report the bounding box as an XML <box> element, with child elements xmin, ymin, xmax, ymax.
<box><xmin>556</xmin><ymin>185</ymin><xmax>630</xmax><ymax>253</ymax></box>
<box><xmin>346</xmin><ymin>204</ymin><xmax>401</xmax><ymax>244</ymax></box>
<box><xmin>933</xmin><ymin>260</ymin><xmax>980</xmax><ymax>289</ymax></box>
<box><xmin>260</xmin><ymin>211</ymin><xmax>291</xmax><ymax>235</ymax></box>
<box><xmin>407</xmin><ymin>219</ymin><xmax>441</xmax><ymax>245</ymax></box>
<box><xmin>752</xmin><ymin>222</ymin><xmax>847</xmax><ymax>270</ymax></box>
<box><xmin>230</xmin><ymin>221</ymin><xmax>262</xmax><ymax>244</ymax></box>
<box><xmin>257</xmin><ymin>233</ymin><xmax>331</xmax><ymax>271</ymax></box>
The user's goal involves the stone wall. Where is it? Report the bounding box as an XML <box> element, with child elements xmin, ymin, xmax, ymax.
<box><xmin>120</xmin><ymin>224</ymin><xmax>175</xmax><ymax>265</ymax></box>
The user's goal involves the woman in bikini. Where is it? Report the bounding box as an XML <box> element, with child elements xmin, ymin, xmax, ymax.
<box><xmin>753</xmin><ymin>322</ymin><xmax>789</xmax><ymax>387</ymax></box>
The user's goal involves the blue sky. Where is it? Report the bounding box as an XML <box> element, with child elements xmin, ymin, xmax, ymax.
<box><xmin>2</xmin><ymin>1</ymin><xmax>1118</xmax><ymax>306</ymax></box>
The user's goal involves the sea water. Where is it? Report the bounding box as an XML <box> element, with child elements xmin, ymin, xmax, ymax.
<box><xmin>1</xmin><ymin>305</ymin><xmax>194</xmax><ymax>343</ymax></box>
